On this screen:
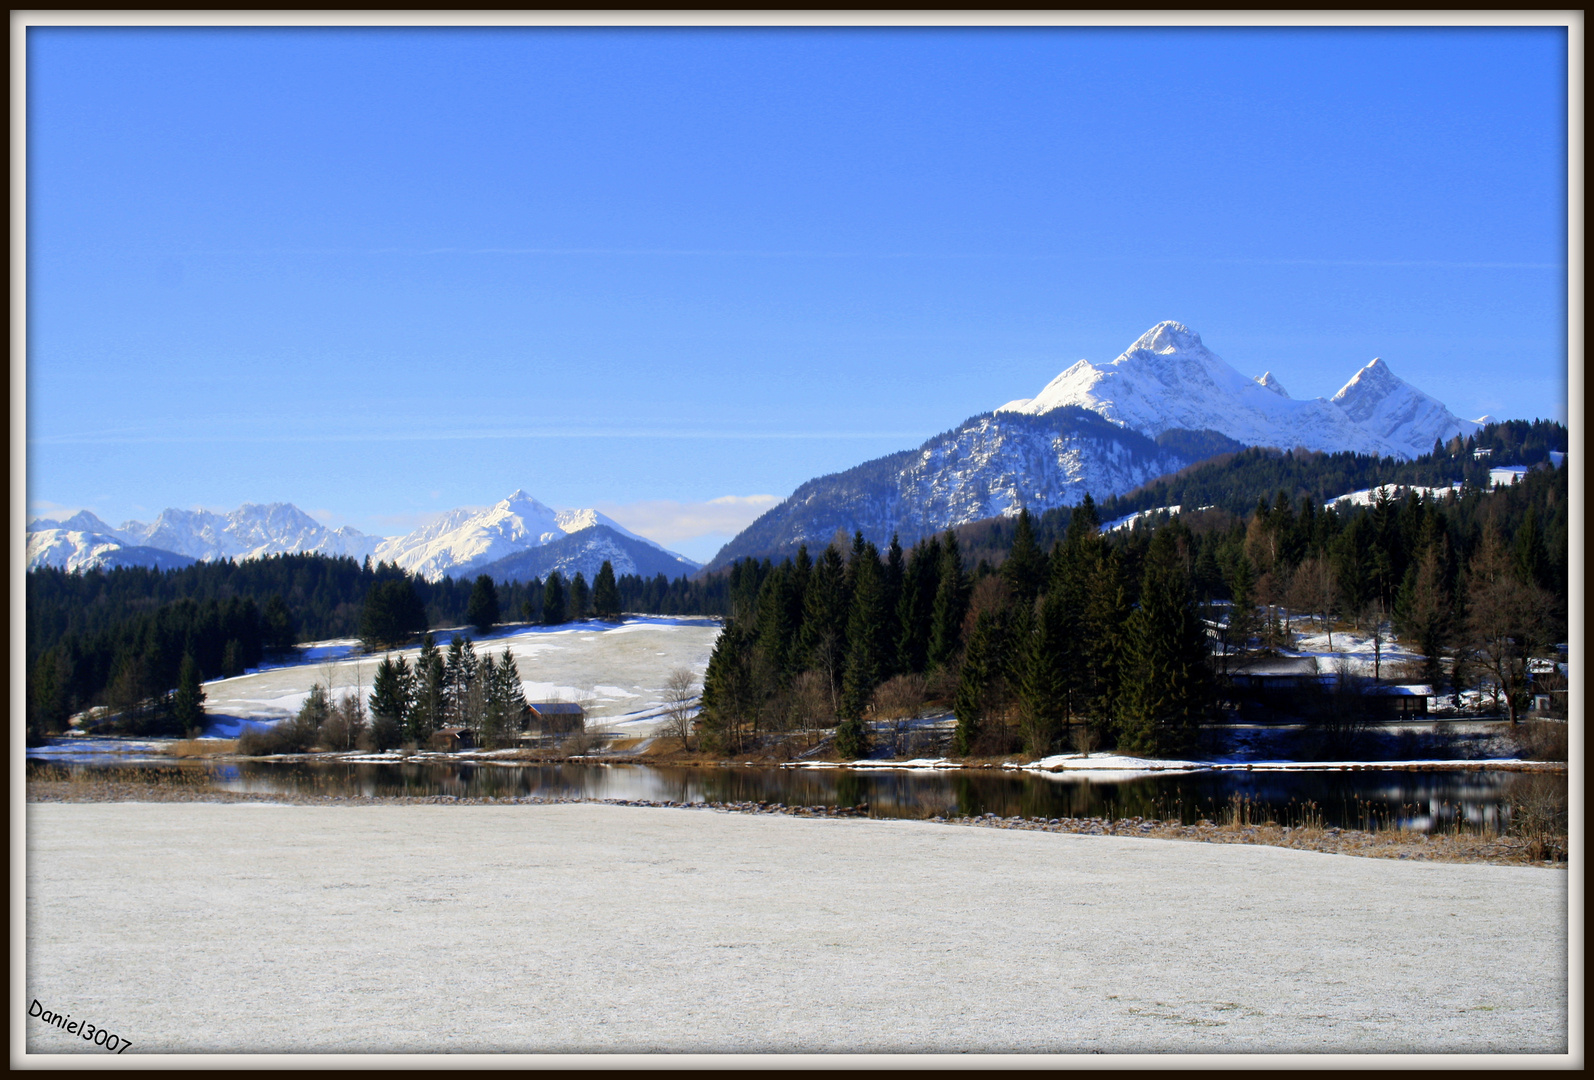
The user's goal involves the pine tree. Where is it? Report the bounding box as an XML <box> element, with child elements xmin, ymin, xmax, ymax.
<box><xmin>592</xmin><ymin>560</ymin><xmax>622</xmax><ymax>621</ymax></box>
<box><xmin>1078</xmin><ymin>547</ymin><xmax>1129</xmax><ymax>743</ymax></box>
<box><xmin>1118</xmin><ymin>528</ymin><xmax>1213</xmax><ymax>757</ymax></box>
<box><xmin>895</xmin><ymin>536</ymin><xmax>940</xmax><ymax>675</ymax></box>
<box><xmin>171</xmin><ymin>653</ymin><xmax>206</xmax><ymax>738</ymax></box>
<box><xmin>881</xmin><ymin>534</ymin><xmax>905</xmax><ymax>677</ymax></box>
<box><xmin>840</xmin><ymin>542</ymin><xmax>889</xmax><ymax>720</ymax></box>
<box><xmin>359</xmin><ymin>578</ymin><xmax>427</xmax><ymax>649</ymax></box>
<box><xmin>542</xmin><ymin>573</ymin><xmax>568</xmax><ymax>625</ymax></box>
<box><xmin>799</xmin><ymin>544</ymin><xmax>850</xmax><ymax>709</ymax></box>
<box><xmin>953</xmin><ymin>608</ymin><xmax>1002</xmax><ymax>756</ymax></box>
<box><xmin>367</xmin><ymin>655</ymin><xmax>412</xmax><ymax>749</ymax></box>
<box><xmin>1001</xmin><ymin>508</ymin><xmax>1047</xmax><ymax>604</ymax></box>
<box><xmin>570</xmin><ymin>572</ymin><xmax>590</xmax><ymax>621</ymax></box>
<box><xmin>1513</xmin><ymin>506</ymin><xmax>1550</xmax><ymax>590</ymax></box>
<box><xmin>466</xmin><ymin>575</ymin><xmax>500</xmax><ymax>634</ymax></box>
<box><xmin>262</xmin><ymin>594</ymin><xmax>296</xmax><ymax>650</ymax></box>
<box><xmin>834</xmin><ymin>714</ymin><xmax>869</xmax><ymax>760</ymax></box>
<box><xmin>444</xmin><ymin>636</ymin><xmax>479</xmax><ymax>727</ymax></box>
<box><xmin>410</xmin><ymin>633</ymin><xmax>445</xmax><ymax>743</ymax></box>
<box><xmin>928</xmin><ymin>531</ymin><xmax>969</xmax><ymax>670</ymax></box>
<box><xmin>28</xmin><ymin>649</ymin><xmax>71</xmax><ymax>744</ymax></box>
<box><xmin>1225</xmin><ymin>556</ymin><xmax>1259</xmax><ymax>658</ymax></box>
<box><xmin>699</xmin><ymin>618</ymin><xmax>754</xmax><ymax>753</ymax></box>
<box><xmin>753</xmin><ymin>562</ymin><xmax>797</xmax><ymax>690</ymax></box>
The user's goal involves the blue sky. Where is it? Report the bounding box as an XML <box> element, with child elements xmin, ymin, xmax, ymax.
<box><xmin>25</xmin><ymin>25</ymin><xmax>1569</xmax><ymax>561</ymax></box>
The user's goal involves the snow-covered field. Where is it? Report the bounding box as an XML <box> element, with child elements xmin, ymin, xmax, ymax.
<box><xmin>24</xmin><ymin>802</ymin><xmax>1566</xmax><ymax>1056</ymax></box>
<box><xmin>193</xmin><ymin>617</ymin><xmax>721</xmax><ymax>739</ymax></box>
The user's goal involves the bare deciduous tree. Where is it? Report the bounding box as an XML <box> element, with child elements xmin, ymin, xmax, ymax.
<box><xmin>1287</xmin><ymin>554</ymin><xmax>1340</xmax><ymax>648</ymax></box>
<box><xmin>871</xmin><ymin>673</ymin><xmax>927</xmax><ymax>756</ymax></box>
<box><xmin>788</xmin><ymin>670</ymin><xmax>834</xmax><ymax>750</ymax></box>
<box><xmin>1466</xmin><ymin>530</ymin><xmax>1552</xmax><ymax>723</ymax></box>
<box><xmin>662</xmin><ymin>667</ymin><xmax>699</xmax><ymax>751</ymax></box>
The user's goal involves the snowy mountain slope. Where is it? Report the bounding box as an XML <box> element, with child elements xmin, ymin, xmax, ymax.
<box><xmin>376</xmin><ymin>490</ymin><xmax>701</xmax><ymax>581</ymax></box>
<box><xmin>27</xmin><ymin>510</ymin><xmax>123</xmax><ymax>536</ymax></box>
<box><xmin>26</xmin><ymin>529</ymin><xmax>198</xmax><ymax>573</ymax></box>
<box><xmin>475</xmin><ymin>524</ymin><xmax>703</xmax><ymax>584</ymax></box>
<box><xmin>374</xmin><ymin>490</ymin><xmax>566</xmax><ymax>579</ymax></box>
<box><xmin>707</xmin><ymin>408</ymin><xmax>1234</xmax><ymax>570</ymax></box>
<box><xmin>26</xmin><ymin>503</ymin><xmax>380</xmax><ymax>571</ymax></box>
<box><xmin>114</xmin><ymin>504</ymin><xmax>383</xmax><ymax>563</ymax></box>
<box><xmin>1329</xmin><ymin>357</ymin><xmax>1481</xmax><ymax>455</ymax></box>
<box><xmin>997</xmin><ymin>321</ymin><xmax>1474</xmax><ymax>460</ymax></box>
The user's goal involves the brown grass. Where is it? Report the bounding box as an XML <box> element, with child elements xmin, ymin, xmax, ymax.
<box><xmin>171</xmin><ymin>739</ymin><xmax>239</xmax><ymax>757</ymax></box>
<box><xmin>1511</xmin><ymin>721</ymin><xmax>1569</xmax><ymax>762</ymax></box>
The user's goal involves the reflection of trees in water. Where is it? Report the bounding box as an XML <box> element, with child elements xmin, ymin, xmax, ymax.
<box><xmin>170</xmin><ymin>760</ymin><xmax>1562</xmax><ymax>834</ymax></box>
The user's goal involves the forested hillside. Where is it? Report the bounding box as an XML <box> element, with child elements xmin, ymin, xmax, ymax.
<box><xmin>25</xmin><ymin>419</ymin><xmax>1566</xmax><ymax>747</ymax></box>
<box><xmin>25</xmin><ymin>553</ymin><xmax>724</xmax><ymax>740</ymax></box>
<box><xmin>696</xmin><ymin>451</ymin><xmax>1567</xmax><ymax>760</ymax></box>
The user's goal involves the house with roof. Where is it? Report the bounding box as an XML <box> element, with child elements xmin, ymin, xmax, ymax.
<box><xmin>526</xmin><ymin>702</ymin><xmax>586</xmax><ymax>733</ymax></box>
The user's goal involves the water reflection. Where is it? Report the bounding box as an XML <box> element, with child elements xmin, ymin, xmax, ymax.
<box><xmin>29</xmin><ymin>759</ymin><xmax>1558</xmax><ymax>835</ymax></box>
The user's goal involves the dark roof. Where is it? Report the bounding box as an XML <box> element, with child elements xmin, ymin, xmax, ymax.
<box><xmin>528</xmin><ymin>702</ymin><xmax>585</xmax><ymax>715</ymax></box>
<box><xmin>436</xmin><ymin>726</ymin><xmax>473</xmax><ymax>735</ymax></box>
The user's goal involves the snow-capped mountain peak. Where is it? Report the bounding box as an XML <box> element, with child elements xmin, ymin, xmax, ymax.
<box><xmin>374</xmin><ymin>491</ymin><xmax>700</xmax><ymax>581</ymax></box>
<box><xmin>1330</xmin><ymin>357</ymin><xmax>1400</xmax><ymax>415</ymax></box>
<box><xmin>1127</xmin><ymin>319</ymin><xmax>1205</xmax><ymax>355</ymax></box>
<box><xmin>25</xmin><ymin>501</ymin><xmax>382</xmax><ymax>571</ymax></box>
<box><xmin>1328</xmin><ymin>356</ymin><xmax>1480</xmax><ymax>454</ymax></box>
<box><xmin>995</xmin><ymin>321</ymin><xmax>1476</xmax><ymax>460</ymax></box>
<box><xmin>1254</xmin><ymin>372</ymin><xmax>1290</xmax><ymax>397</ymax></box>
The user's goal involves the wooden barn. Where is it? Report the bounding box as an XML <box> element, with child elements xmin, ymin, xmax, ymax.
<box><xmin>525</xmin><ymin>702</ymin><xmax>586</xmax><ymax>735</ymax></box>
<box><xmin>431</xmin><ymin>726</ymin><xmax>477</xmax><ymax>752</ymax></box>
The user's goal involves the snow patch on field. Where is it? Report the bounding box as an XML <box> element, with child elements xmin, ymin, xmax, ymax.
<box><xmin>193</xmin><ymin>617</ymin><xmax>721</xmax><ymax>737</ymax></box>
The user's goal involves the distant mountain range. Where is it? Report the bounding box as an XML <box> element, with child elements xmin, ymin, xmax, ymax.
<box><xmin>373</xmin><ymin>490</ymin><xmax>701</xmax><ymax>581</ymax></box>
<box><xmin>26</xmin><ymin>321</ymin><xmax>1493</xmax><ymax>582</ymax></box>
<box><xmin>995</xmin><ymin>321</ymin><xmax>1481</xmax><ymax>459</ymax></box>
<box><xmin>26</xmin><ymin>504</ymin><xmax>379</xmax><ymax>574</ymax></box>
<box><xmin>707</xmin><ymin>408</ymin><xmax>1242</xmax><ymax>569</ymax></box>
<box><xmin>27</xmin><ymin>491</ymin><xmax>701</xmax><ymax>581</ymax></box>
<box><xmin>707</xmin><ymin>321</ymin><xmax>1486</xmax><ymax>570</ymax></box>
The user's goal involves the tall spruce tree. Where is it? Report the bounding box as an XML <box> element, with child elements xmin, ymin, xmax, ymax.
<box><xmin>1018</xmin><ymin>594</ymin><xmax>1064</xmax><ymax>756</ymax></box>
<box><xmin>443</xmin><ymin>636</ymin><xmax>479</xmax><ymax>728</ymax></box>
<box><xmin>542</xmin><ymin>573</ymin><xmax>568</xmax><ymax>625</ymax></box>
<box><xmin>410</xmin><ymin>633</ymin><xmax>446</xmax><ymax>743</ymax></box>
<box><xmin>699</xmin><ymin>618</ymin><xmax>755</xmax><ymax>753</ymax></box>
<box><xmin>359</xmin><ymin>577</ymin><xmax>427</xmax><ymax>649</ymax></box>
<box><xmin>367</xmin><ymin>655</ymin><xmax>412</xmax><ymax>749</ymax></box>
<box><xmin>467</xmin><ymin>574</ymin><xmax>500</xmax><ymax>634</ymax></box>
<box><xmin>1118</xmin><ymin>527</ymin><xmax>1213</xmax><ymax>757</ymax></box>
<box><xmin>881</xmin><ymin>535</ymin><xmax>905</xmax><ymax>677</ymax></box>
<box><xmin>928</xmin><ymin>531</ymin><xmax>969</xmax><ymax>669</ymax></box>
<box><xmin>799</xmin><ymin>543</ymin><xmax>850</xmax><ymax>708</ymax></box>
<box><xmin>171</xmin><ymin>653</ymin><xmax>206</xmax><ymax>738</ymax></box>
<box><xmin>1001</xmin><ymin>508</ymin><xmax>1047</xmax><ymax>604</ymax></box>
<box><xmin>570</xmin><ymin>572</ymin><xmax>590</xmax><ymax>621</ymax></box>
<box><xmin>753</xmin><ymin>561</ymin><xmax>797</xmax><ymax>691</ymax></box>
<box><xmin>895</xmin><ymin>536</ymin><xmax>940</xmax><ymax>675</ymax></box>
<box><xmin>953</xmin><ymin>608</ymin><xmax>1003</xmax><ymax>756</ymax></box>
<box><xmin>592</xmin><ymin>560</ymin><xmax>623</xmax><ymax>621</ymax></box>
<box><xmin>840</xmin><ymin>542</ymin><xmax>890</xmax><ymax>720</ymax></box>
<box><xmin>1078</xmin><ymin>547</ymin><xmax>1129</xmax><ymax>740</ymax></box>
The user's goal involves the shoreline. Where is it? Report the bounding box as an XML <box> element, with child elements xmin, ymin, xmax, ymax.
<box><xmin>26</xmin><ymin>779</ymin><xmax>1568</xmax><ymax>868</ymax></box>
